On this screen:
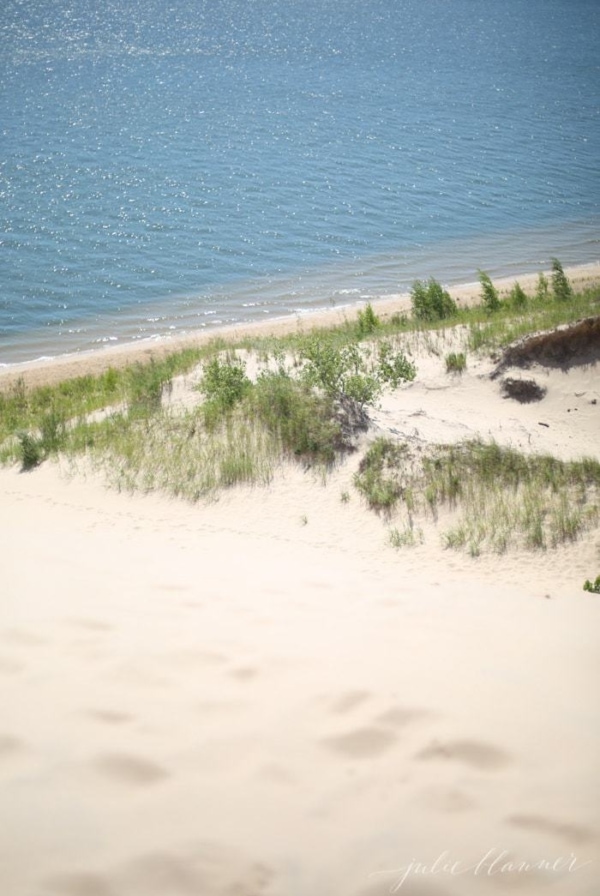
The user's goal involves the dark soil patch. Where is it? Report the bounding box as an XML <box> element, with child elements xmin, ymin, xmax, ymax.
<box><xmin>501</xmin><ymin>378</ymin><xmax>547</xmax><ymax>403</ymax></box>
<box><xmin>493</xmin><ymin>316</ymin><xmax>600</xmax><ymax>376</ymax></box>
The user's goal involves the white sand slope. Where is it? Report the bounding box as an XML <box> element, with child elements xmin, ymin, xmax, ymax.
<box><xmin>1</xmin><ymin>271</ymin><xmax>600</xmax><ymax>895</ymax></box>
<box><xmin>1</xmin><ymin>460</ymin><xmax>599</xmax><ymax>896</ymax></box>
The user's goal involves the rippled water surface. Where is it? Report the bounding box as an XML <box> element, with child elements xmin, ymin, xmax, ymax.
<box><xmin>1</xmin><ymin>0</ymin><xmax>599</xmax><ymax>362</ymax></box>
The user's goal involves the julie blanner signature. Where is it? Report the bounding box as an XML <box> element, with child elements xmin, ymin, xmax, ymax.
<box><xmin>370</xmin><ymin>848</ymin><xmax>592</xmax><ymax>892</ymax></box>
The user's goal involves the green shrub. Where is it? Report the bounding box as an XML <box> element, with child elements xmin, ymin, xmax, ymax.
<box><xmin>300</xmin><ymin>337</ymin><xmax>369</xmax><ymax>403</ymax></box>
<box><xmin>377</xmin><ymin>340</ymin><xmax>417</xmax><ymax>388</ymax></box>
<box><xmin>583</xmin><ymin>576</ymin><xmax>600</xmax><ymax>594</ymax></box>
<box><xmin>199</xmin><ymin>355</ymin><xmax>251</xmax><ymax>412</ymax></box>
<box><xmin>535</xmin><ymin>272</ymin><xmax>550</xmax><ymax>301</ymax></box>
<box><xmin>445</xmin><ymin>352</ymin><xmax>467</xmax><ymax>374</ymax></box>
<box><xmin>251</xmin><ymin>370</ymin><xmax>342</xmax><ymax>463</ymax></box>
<box><xmin>126</xmin><ymin>360</ymin><xmax>172</xmax><ymax>415</ymax></box>
<box><xmin>411</xmin><ymin>278</ymin><xmax>457</xmax><ymax>322</ymax></box>
<box><xmin>353</xmin><ymin>436</ymin><xmax>600</xmax><ymax>554</ymax></box>
<box><xmin>389</xmin><ymin>525</ymin><xmax>423</xmax><ymax>548</ymax></box>
<box><xmin>299</xmin><ymin>336</ymin><xmax>414</xmax><ymax>407</ymax></box>
<box><xmin>354</xmin><ymin>438</ymin><xmax>409</xmax><ymax>511</ymax></box>
<box><xmin>17</xmin><ymin>432</ymin><xmax>43</xmax><ymax>471</ymax></box>
<box><xmin>551</xmin><ymin>258</ymin><xmax>573</xmax><ymax>302</ymax></box>
<box><xmin>478</xmin><ymin>271</ymin><xmax>501</xmax><ymax>313</ymax></box>
<box><xmin>356</xmin><ymin>302</ymin><xmax>381</xmax><ymax>337</ymax></box>
<box><xmin>39</xmin><ymin>410</ymin><xmax>67</xmax><ymax>454</ymax></box>
<box><xmin>510</xmin><ymin>282</ymin><xmax>528</xmax><ymax>310</ymax></box>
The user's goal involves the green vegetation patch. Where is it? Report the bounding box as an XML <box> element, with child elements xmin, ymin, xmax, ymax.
<box><xmin>411</xmin><ymin>278</ymin><xmax>458</xmax><ymax>322</ymax></box>
<box><xmin>445</xmin><ymin>352</ymin><xmax>467</xmax><ymax>374</ymax></box>
<box><xmin>583</xmin><ymin>575</ymin><xmax>600</xmax><ymax>594</ymax></box>
<box><xmin>355</xmin><ymin>437</ymin><xmax>600</xmax><ymax>555</ymax></box>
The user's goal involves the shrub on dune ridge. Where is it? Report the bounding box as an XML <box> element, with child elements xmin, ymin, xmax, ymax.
<box><xmin>411</xmin><ymin>278</ymin><xmax>457</xmax><ymax>322</ymax></box>
<box><xmin>536</xmin><ymin>272</ymin><xmax>550</xmax><ymax>301</ymax></box>
<box><xmin>299</xmin><ymin>334</ymin><xmax>415</xmax><ymax>407</ymax></box>
<box><xmin>356</xmin><ymin>302</ymin><xmax>381</xmax><ymax>337</ymax></box>
<box><xmin>510</xmin><ymin>282</ymin><xmax>528</xmax><ymax>310</ymax></box>
<box><xmin>199</xmin><ymin>354</ymin><xmax>252</xmax><ymax>412</ymax></box>
<box><xmin>478</xmin><ymin>270</ymin><xmax>501</xmax><ymax>313</ymax></box>
<box><xmin>2</xmin><ymin>257</ymin><xmax>598</xmax><ymax>540</ymax></box>
<box><xmin>251</xmin><ymin>370</ymin><xmax>343</xmax><ymax>464</ymax></box>
<box><xmin>551</xmin><ymin>258</ymin><xmax>573</xmax><ymax>302</ymax></box>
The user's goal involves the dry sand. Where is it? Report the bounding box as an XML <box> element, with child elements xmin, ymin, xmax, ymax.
<box><xmin>1</xmin><ymin>265</ymin><xmax>600</xmax><ymax>895</ymax></box>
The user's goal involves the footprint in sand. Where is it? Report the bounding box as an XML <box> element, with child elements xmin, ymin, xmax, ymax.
<box><xmin>1</xmin><ymin>627</ymin><xmax>47</xmax><ymax>647</ymax></box>
<box><xmin>322</xmin><ymin>726</ymin><xmax>397</xmax><ymax>759</ymax></box>
<box><xmin>0</xmin><ymin>733</ymin><xmax>25</xmax><ymax>759</ymax></box>
<box><xmin>415</xmin><ymin>738</ymin><xmax>511</xmax><ymax>770</ymax></box>
<box><xmin>416</xmin><ymin>785</ymin><xmax>477</xmax><ymax>813</ymax></box>
<box><xmin>67</xmin><ymin>618</ymin><xmax>115</xmax><ymax>633</ymax></box>
<box><xmin>229</xmin><ymin>666</ymin><xmax>259</xmax><ymax>681</ymax></box>
<box><xmin>85</xmin><ymin>709</ymin><xmax>134</xmax><ymax>725</ymax></box>
<box><xmin>93</xmin><ymin>753</ymin><xmax>169</xmax><ymax>786</ymax></box>
<box><xmin>376</xmin><ymin>707</ymin><xmax>435</xmax><ymax>729</ymax></box>
<box><xmin>118</xmin><ymin>844</ymin><xmax>274</xmax><ymax>895</ymax></box>
<box><xmin>322</xmin><ymin>704</ymin><xmax>435</xmax><ymax>759</ymax></box>
<box><xmin>331</xmin><ymin>690</ymin><xmax>371</xmax><ymax>713</ymax></box>
<box><xmin>44</xmin><ymin>872</ymin><xmax>116</xmax><ymax>896</ymax></box>
<box><xmin>506</xmin><ymin>813</ymin><xmax>595</xmax><ymax>845</ymax></box>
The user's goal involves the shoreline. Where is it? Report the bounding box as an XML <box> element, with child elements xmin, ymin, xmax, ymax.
<box><xmin>1</xmin><ymin>261</ymin><xmax>599</xmax><ymax>391</ymax></box>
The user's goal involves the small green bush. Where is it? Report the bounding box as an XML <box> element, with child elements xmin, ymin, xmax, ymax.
<box><xmin>478</xmin><ymin>271</ymin><xmax>501</xmax><ymax>313</ymax></box>
<box><xmin>300</xmin><ymin>337</ymin><xmax>377</xmax><ymax>405</ymax></box>
<box><xmin>510</xmin><ymin>282</ymin><xmax>528</xmax><ymax>310</ymax></box>
<box><xmin>39</xmin><ymin>410</ymin><xmax>67</xmax><ymax>454</ymax></box>
<box><xmin>583</xmin><ymin>576</ymin><xmax>600</xmax><ymax>594</ymax></box>
<box><xmin>377</xmin><ymin>340</ymin><xmax>417</xmax><ymax>388</ymax></box>
<box><xmin>551</xmin><ymin>258</ymin><xmax>573</xmax><ymax>302</ymax></box>
<box><xmin>535</xmin><ymin>272</ymin><xmax>550</xmax><ymax>301</ymax></box>
<box><xmin>127</xmin><ymin>359</ymin><xmax>173</xmax><ymax>414</ymax></box>
<box><xmin>354</xmin><ymin>438</ymin><xmax>409</xmax><ymax>511</ymax></box>
<box><xmin>411</xmin><ymin>278</ymin><xmax>457</xmax><ymax>322</ymax></box>
<box><xmin>445</xmin><ymin>352</ymin><xmax>467</xmax><ymax>374</ymax></box>
<box><xmin>251</xmin><ymin>370</ymin><xmax>342</xmax><ymax>463</ymax></box>
<box><xmin>199</xmin><ymin>355</ymin><xmax>252</xmax><ymax>413</ymax></box>
<box><xmin>356</xmin><ymin>302</ymin><xmax>381</xmax><ymax>337</ymax></box>
<box><xmin>389</xmin><ymin>525</ymin><xmax>423</xmax><ymax>548</ymax></box>
<box><xmin>300</xmin><ymin>335</ymin><xmax>415</xmax><ymax>407</ymax></box>
<box><xmin>17</xmin><ymin>432</ymin><xmax>43</xmax><ymax>471</ymax></box>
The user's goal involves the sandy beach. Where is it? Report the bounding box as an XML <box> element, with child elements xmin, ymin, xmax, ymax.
<box><xmin>2</xmin><ymin>261</ymin><xmax>599</xmax><ymax>391</ymax></box>
<box><xmin>1</xmin><ymin>264</ymin><xmax>599</xmax><ymax>895</ymax></box>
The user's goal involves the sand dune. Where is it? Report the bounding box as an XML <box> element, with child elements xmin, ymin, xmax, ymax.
<box><xmin>1</xmin><ymin>269</ymin><xmax>600</xmax><ymax>895</ymax></box>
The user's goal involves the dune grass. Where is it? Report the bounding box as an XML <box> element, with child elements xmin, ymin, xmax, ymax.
<box><xmin>355</xmin><ymin>437</ymin><xmax>600</xmax><ymax>554</ymax></box>
<box><xmin>1</xmin><ymin>262</ymin><xmax>598</xmax><ymax>553</ymax></box>
<box><xmin>4</xmin><ymin>267</ymin><xmax>594</xmax><ymax>461</ymax></box>
<box><xmin>84</xmin><ymin>406</ymin><xmax>280</xmax><ymax>500</ymax></box>
<box><xmin>0</xmin><ymin>349</ymin><xmax>205</xmax><ymax>461</ymax></box>
<box><xmin>445</xmin><ymin>351</ymin><xmax>467</xmax><ymax>374</ymax></box>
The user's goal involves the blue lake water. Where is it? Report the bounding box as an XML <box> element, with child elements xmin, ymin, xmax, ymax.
<box><xmin>1</xmin><ymin>0</ymin><xmax>599</xmax><ymax>363</ymax></box>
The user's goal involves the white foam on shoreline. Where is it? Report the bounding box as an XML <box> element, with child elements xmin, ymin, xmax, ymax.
<box><xmin>1</xmin><ymin>261</ymin><xmax>598</xmax><ymax>386</ymax></box>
